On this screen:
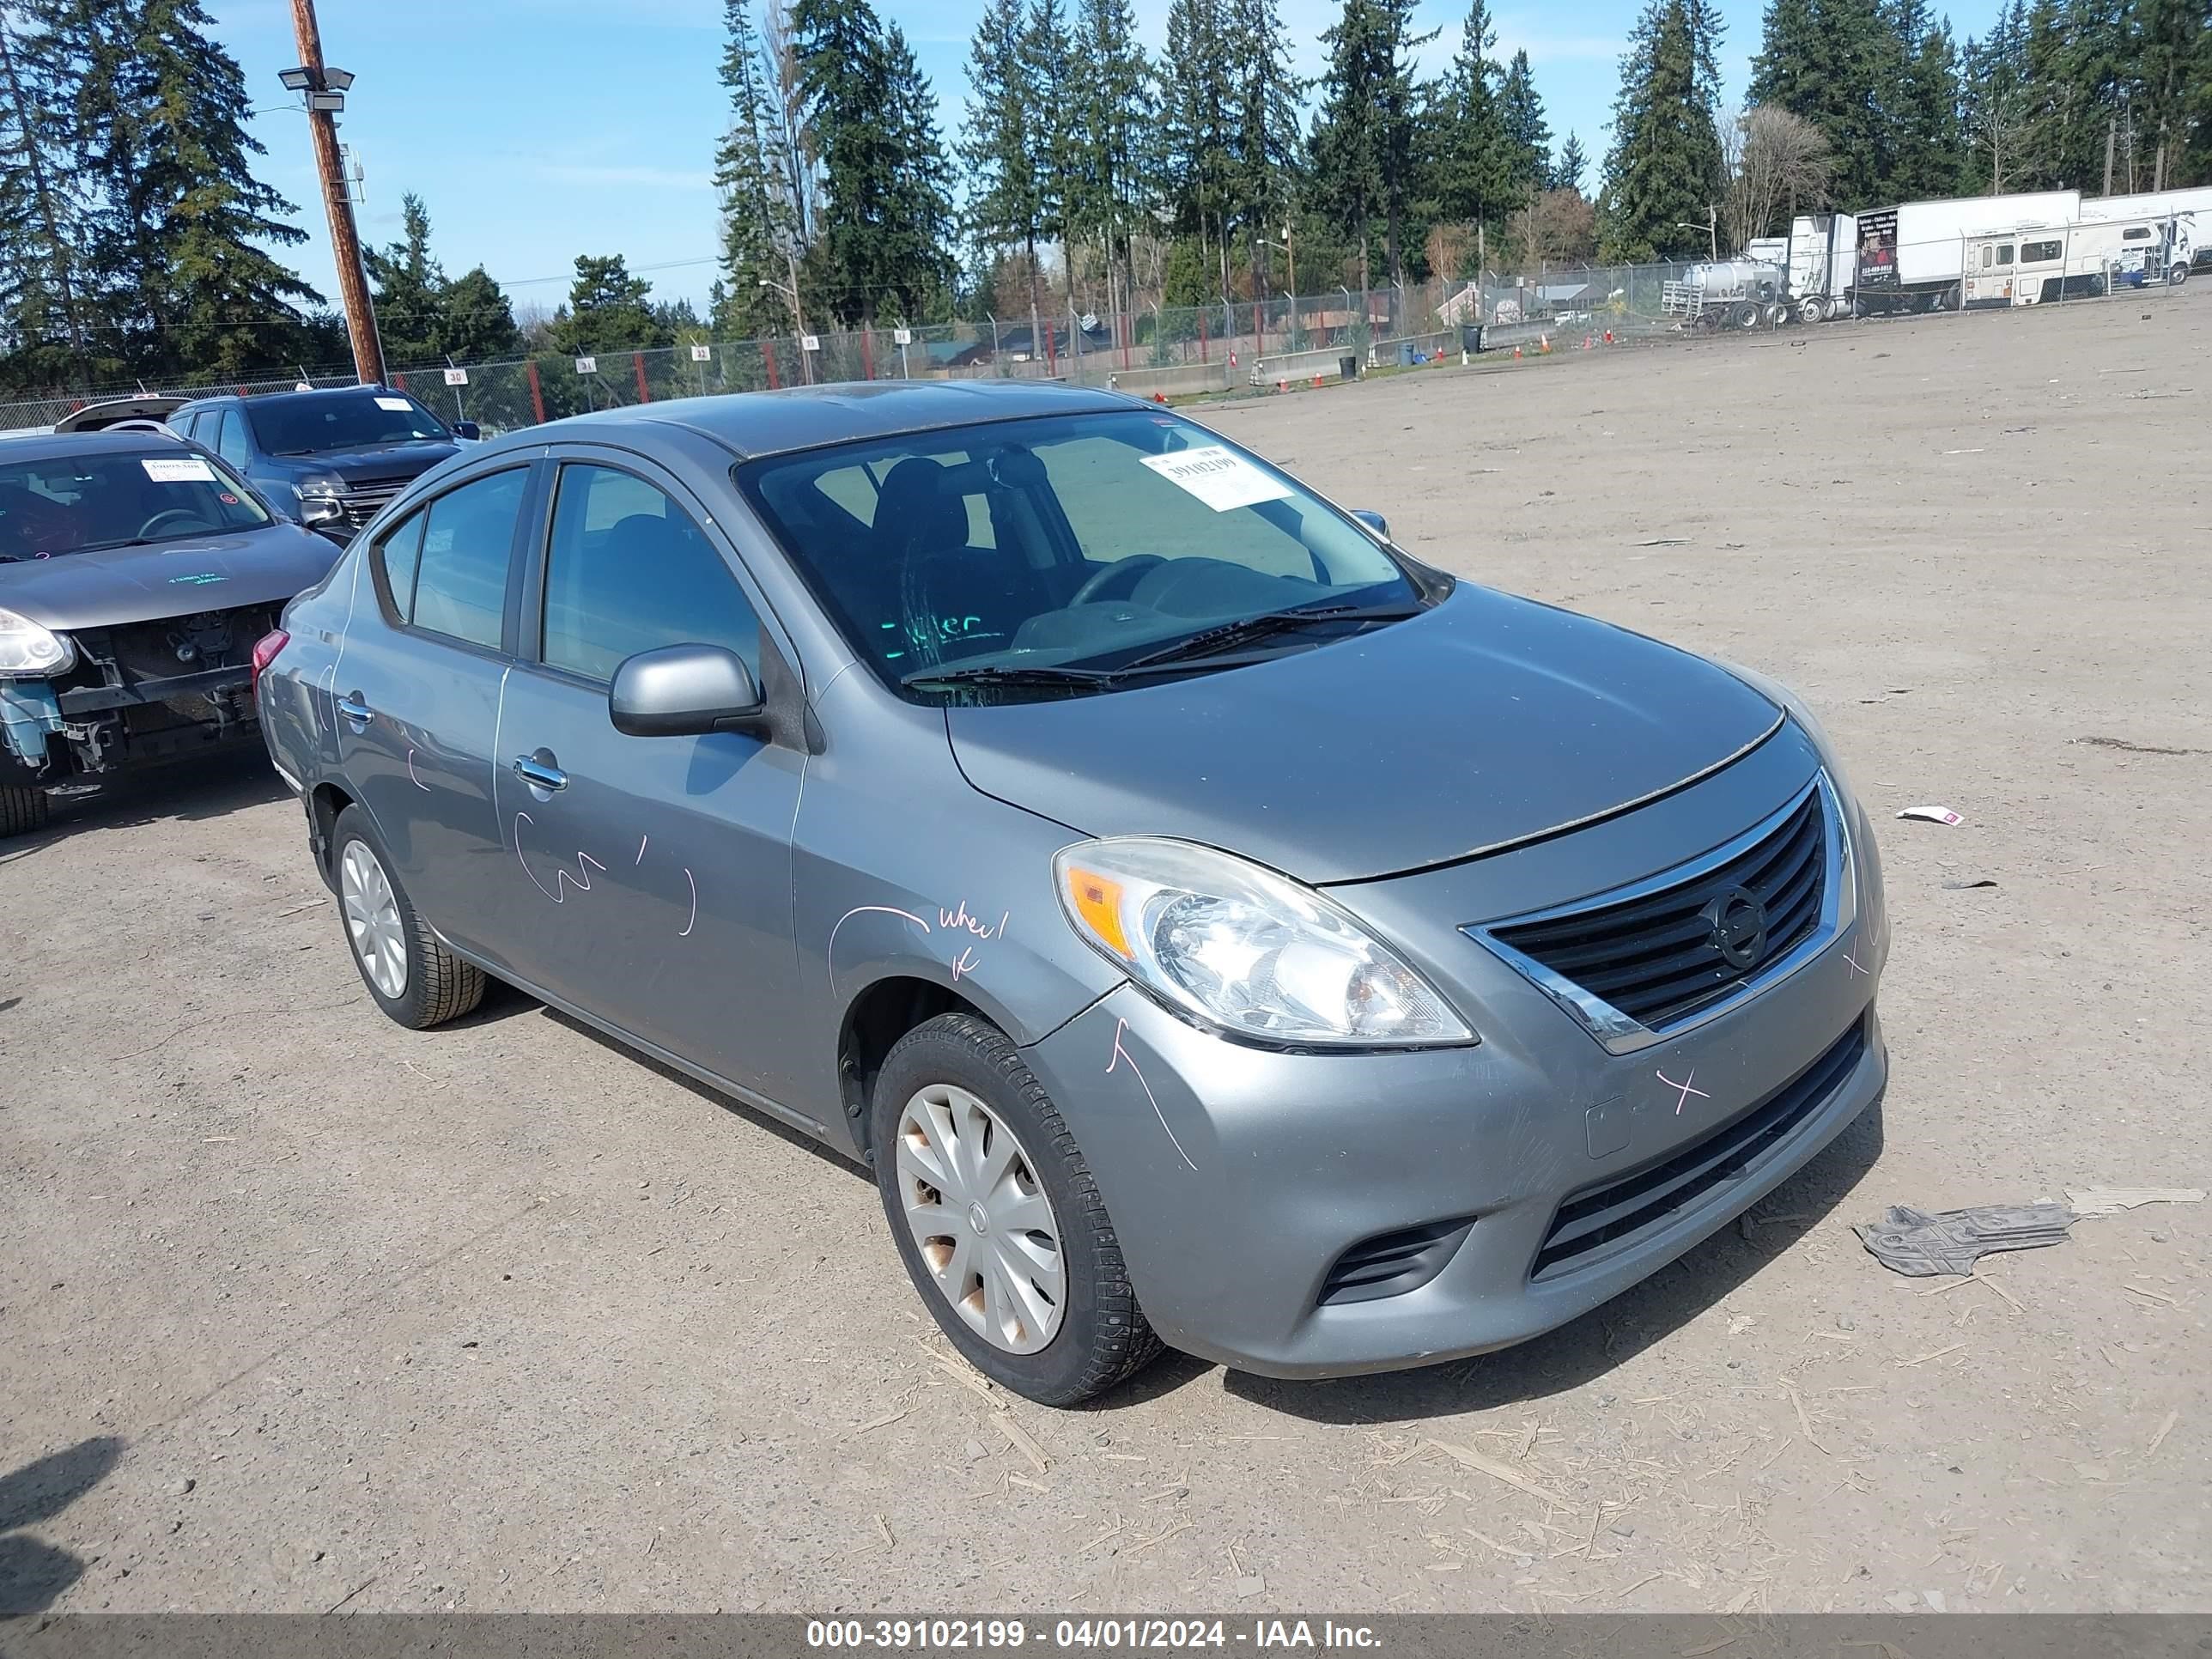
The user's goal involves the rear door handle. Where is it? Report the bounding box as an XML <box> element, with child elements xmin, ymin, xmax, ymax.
<box><xmin>336</xmin><ymin>693</ymin><xmax>372</xmax><ymax>723</ymax></box>
<box><xmin>512</xmin><ymin>753</ymin><xmax>568</xmax><ymax>792</ymax></box>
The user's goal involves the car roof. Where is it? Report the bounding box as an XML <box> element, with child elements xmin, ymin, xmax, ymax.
<box><xmin>175</xmin><ymin>384</ymin><xmax>418</xmax><ymax>414</ymax></box>
<box><xmin>0</xmin><ymin>428</ymin><xmax>197</xmax><ymax>465</ymax></box>
<box><xmin>505</xmin><ymin>379</ymin><xmax>1133</xmax><ymax>462</ymax></box>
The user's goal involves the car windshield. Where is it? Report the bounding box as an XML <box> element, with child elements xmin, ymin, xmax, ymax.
<box><xmin>246</xmin><ymin>392</ymin><xmax>451</xmax><ymax>456</ymax></box>
<box><xmin>736</xmin><ymin>410</ymin><xmax>1424</xmax><ymax>700</ymax></box>
<box><xmin>0</xmin><ymin>447</ymin><xmax>270</xmax><ymax>561</ymax></box>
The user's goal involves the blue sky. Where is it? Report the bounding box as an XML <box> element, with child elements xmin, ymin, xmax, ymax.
<box><xmin>213</xmin><ymin>0</ymin><xmax>2002</xmax><ymax>314</ymax></box>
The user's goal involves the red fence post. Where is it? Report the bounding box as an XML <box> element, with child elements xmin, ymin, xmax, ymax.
<box><xmin>860</xmin><ymin>327</ymin><xmax>874</xmax><ymax>380</ymax></box>
<box><xmin>633</xmin><ymin>353</ymin><xmax>651</xmax><ymax>403</ymax></box>
<box><xmin>392</xmin><ymin>372</ymin><xmax>406</xmax><ymax>392</ymax></box>
<box><xmin>526</xmin><ymin>361</ymin><xmax>546</xmax><ymax>425</ymax></box>
<box><xmin>763</xmin><ymin>340</ymin><xmax>781</xmax><ymax>390</ymax></box>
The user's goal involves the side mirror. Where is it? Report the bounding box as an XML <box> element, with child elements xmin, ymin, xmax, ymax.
<box><xmin>609</xmin><ymin>643</ymin><xmax>763</xmax><ymax>738</ymax></box>
<box><xmin>1352</xmin><ymin>508</ymin><xmax>1389</xmax><ymax>541</ymax></box>
<box><xmin>452</xmin><ymin>421</ymin><xmax>481</xmax><ymax>441</ymax></box>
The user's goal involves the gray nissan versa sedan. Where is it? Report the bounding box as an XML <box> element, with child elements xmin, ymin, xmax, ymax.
<box><xmin>257</xmin><ymin>381</ymin><xmax>1888</xmax><ymax>1406</ymax></box>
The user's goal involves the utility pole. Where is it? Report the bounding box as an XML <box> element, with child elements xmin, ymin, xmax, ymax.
<box><xmin>2103</xmin><ymin>118</ymin><xmax>2116</xmax><ymax>198</ymax></box>
<box><xmin>287</xmin><ymin>0</ymin><xmax>384</xmax><ymax>384</ymax></box>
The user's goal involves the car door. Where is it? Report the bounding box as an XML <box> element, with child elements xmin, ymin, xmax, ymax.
<box><xmin>490</xmin><ymin>449</ymin><xmax>806</xmax><ymax>1103</ymax></box>
<box><xmin>334</xmin><ymin>462</ymin><xmax>536</xmax><ymax>967</ymax></box>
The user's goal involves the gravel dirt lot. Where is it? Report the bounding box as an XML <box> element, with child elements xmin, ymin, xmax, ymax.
<box><xmin>3</xmin><ymin>291</ymin><xmax>2207</xmax><ymax>1618</ymax></box>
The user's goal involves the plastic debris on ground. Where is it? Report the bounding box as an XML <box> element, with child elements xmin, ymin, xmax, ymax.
<box><xmin>2066</xmin><ymin>1188</ymin><xmax>2206</xmax><ymax>1218</ymax></box>
<box><xmin>1898</xmin><ymin>805</ymin><xmax>1965</xmax><ymax>825</ymax></box>
<box><xmin>1854</xmin><ymin>1202</ymin><xmax>2073</xmax><ymax>1277</ymax></box>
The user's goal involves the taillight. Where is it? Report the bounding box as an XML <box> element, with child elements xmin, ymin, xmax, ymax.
<box><xmin>250</xmin><ymin>628</ymin><xmax>289</xmax><ymax>692</ymax></box>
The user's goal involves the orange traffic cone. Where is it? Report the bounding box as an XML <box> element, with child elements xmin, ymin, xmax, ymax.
<box><xmin>1152</xmin><ymin>391</ymin><xmax>1166</xmax><ymax>403</ymax></box>
<box><xmin>1604</xmin><ymin>330</ymin><xmax>1615</xmax><ymax>344</ymax></box>
<box><xmin>1513</xmin><ymin>343</ymin><xmax>1522</xmax><ymax>358</ymax></box>
<box><xmin>1540</xmin><ymin>333</ymin><xmax>1551</xmax><ymax>353</ymax></box>
<box><xmin>1312</xmin><ymin>373</ymin><xmax>1323</xmax><ymax>388</ymax></box>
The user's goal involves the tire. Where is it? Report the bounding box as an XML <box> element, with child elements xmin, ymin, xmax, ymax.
<box><xmin>1731</xmin><ymin>301</ymin><xmax>1761</xmax><ymax>330</ymax></box>
<box><xmin>1796</xmin><ymin>296</ymin><xmax>1826</xmax><ymax>325</ymax></box>
<box><xmin>872</xmin><ymin>1012</ymin><xmax>1162</xmax><ymax>1406</ymax></box>
<box><xmin>330</xmin><ymin>803</ymin><xmax>484</xmax><ymax>1030</ymax></box>
<box><xmin>0</xmin><ymin>781</ymin><xmax>48</xmax><ymax>837</ymax></box>
<box><xmin>1762</xmin><ymin>301</ymin><xmax>1788</xmax><ymax>328</ymax></box>
<box><xmin>2171</xmin><ymin>263</ymin><xmax>2191</xmax><ymax>287</ymax></box>
<box><xmin>1942</xmin><ymin>283</ymin><xmax>1963</xmax><ymax>311</ymax></box>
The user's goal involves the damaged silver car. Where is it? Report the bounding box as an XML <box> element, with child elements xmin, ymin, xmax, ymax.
<box><xmin>0</xmin><ymin>428</ymin><xmax>344</xmax><ymax>834</ymax></box>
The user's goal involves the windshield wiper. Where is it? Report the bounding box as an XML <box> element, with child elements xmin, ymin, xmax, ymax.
<box><xmin>900</xmin><ymin>663</ymin><xmax>1121</xmax><ymax>692</ymax></box>
<box><xmin>1117</xmin><ymin>600</ymin><xmax>1425</xmax><ymax>672</ymax></box>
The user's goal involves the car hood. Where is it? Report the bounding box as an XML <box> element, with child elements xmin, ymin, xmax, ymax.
<box><xmin>272</xmin><ymin>441</ymin><xmax>456</xmax><ymax>481</ymax></box>
<box><xmin>0</xmin><ymin>522</ymin><xmax>343</xmax><ymax>630</ymax></box>
<box><xmin>945</xmin><ymin>583</ymin><xmax>1785</xmax><ymax>884</ymax></box>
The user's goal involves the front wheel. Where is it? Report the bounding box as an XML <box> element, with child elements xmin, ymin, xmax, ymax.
<box><xmin>872</xmin><ymin>1012</ymin><xmax>1161</xmax><ymax>1406</ymax></box>
<box><xmin>0</xmin><ymin>781</ymin><xmax>48</xmax><ymax>837</ymax></box>
<box><xmin>331</xmin><ymin>804</ymin><xmax>485</xmax><ymax>1029</ymax></box>
<box><xmin>2172</xmin><ymin>263</ymin><xmax>2191</xmax><ymax>287</ymax></box>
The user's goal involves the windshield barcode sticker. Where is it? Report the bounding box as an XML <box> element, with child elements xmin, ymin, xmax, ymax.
<box><xmin>1139</xmin><ymin>444</ymin><xmax>1296</xmax><ymax>512</ymax></box>
<box><xmin>374</xmin><ymin>396</ymin><xmax>413</xmax><ymax>411</ymax></box>
<box><xmin>142</xmin><ymin>457</ymin><xmax>216</xmax><ymax>483</ymax></box>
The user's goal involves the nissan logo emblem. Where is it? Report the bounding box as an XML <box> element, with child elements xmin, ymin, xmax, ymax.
<box><xmin>1700</xmin><ymin>885</ymin><xmax>1769</xmax><ymax>971</ymax></box>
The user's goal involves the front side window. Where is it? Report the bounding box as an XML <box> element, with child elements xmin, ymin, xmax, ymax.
<box><xmin>737</xmin><ymin>410</ymin><xmax>1420</xmax><ymax>701</ymax></box>
<box><xmin>405</xmin><ymin>468</ymin><xmax>526</xmax><ymax>649</ymax></box>
<box><xmin>246</xmin><ymin>392</ymin><xmax>451</xmax><ymax>458</ymax></box>
<box><xmin>538</xmin><ymin>463</ymin><xmax>759</xmax><ymax>683</ymax></box>
<box><xmin>213</xmin><ymin>410</ymin><xmax>252</xmax><ymax>469</ymax></box>
<box><xmin>0</xmin><ymin>447</ymin><xmax>270</xmax><ymax>561</ymax></box>
<box><xmin>1996</xmin><ymin>245</ymin><xmax>2015</xmax><ymax>266</ymax></box>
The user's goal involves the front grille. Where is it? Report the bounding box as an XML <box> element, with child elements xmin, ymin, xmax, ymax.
<box><xmin>1529</xmin><ymin>1016</ymin><xmax>1868</xmax><ymax>1280</ymax></box>
<box><xmin>1318</xmin><ymin>1217</ymin><xmax>1475</xmax><ymax>1305</ymax></box>
<box><xmin>1492</xmin><ymin>785</ymin><xmax>1827</xmax><ymax>1031</ymax></box>
<box><xmin>337</xmin><ymin>477</ymin><xmax>410</xmax><ymax>526</ymax></box>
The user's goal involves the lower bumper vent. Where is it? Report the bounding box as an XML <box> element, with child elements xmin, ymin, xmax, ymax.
<box><xmin>1319</xmin><ymin>1216</ymin><xmax>1476</xmax><ymax>1306</ymax></box>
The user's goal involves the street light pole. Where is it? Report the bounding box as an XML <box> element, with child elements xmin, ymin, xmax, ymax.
<box><xmin>287</xmin><ymin>0</ymin><xmax>383</xmax><ymax>384</ymax></box>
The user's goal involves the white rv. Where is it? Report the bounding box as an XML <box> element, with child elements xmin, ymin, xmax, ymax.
<box><xmin>1961</xmin><ymin>216</ymin><xmax>2191</xmax><ymax>306</ymax></box>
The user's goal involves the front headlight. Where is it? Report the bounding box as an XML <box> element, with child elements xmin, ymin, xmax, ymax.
<box><xmin>1054</xmin><ymin>837</ymin><xmax>1474</xmax><ymax>1048</ymax></box>
<box><xmin>0</xmin><ymin>606</ymin><xmax>73</xmax><ymax>677</ymax></box>
<box><xmin>292</xmin><ymin>474</ymin><xmax>346</xmax><ymax>501</ymax></box>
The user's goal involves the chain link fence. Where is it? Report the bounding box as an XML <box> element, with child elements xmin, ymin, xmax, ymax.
<box><xmin>0</xmin><ymin>229</ymin><xmax>2190</xmax><ymax>433</ymax></box>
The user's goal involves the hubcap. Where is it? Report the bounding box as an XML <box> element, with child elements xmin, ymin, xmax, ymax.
<box><xmin>339</xmin><ymin>839</ymin><xmax>408</xmax><ymax>1000</ymax></box>
<box><xmin>895</xmin><ymin>1084</ymin><xmax>1066</xmax><ymax>1354</ymax></box>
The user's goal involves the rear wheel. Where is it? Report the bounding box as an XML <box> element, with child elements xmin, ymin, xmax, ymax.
<box><xmin>872</xmin><ymin>1012</ymin><xmax>1162</xmax><ymax>1406</ymax></box>
<box><xmin>0</xmin><ymin>781</ymin><xmax>48</xmax><ymax>837</ymax></box>
<box><xmin>331</xmin><ymin>804</ymin><xmax>485</xmax><ymax>1029</ymax></box>
<box><xmin>1731</xmin><ymin>301</ymin><xmax>1762</xmax><ymax>330</ymax></box>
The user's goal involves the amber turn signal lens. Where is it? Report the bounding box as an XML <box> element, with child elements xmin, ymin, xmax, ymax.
<box><xmin>1064</xmin><ymin>866</ymin><xmax>1129</xmax><ymax>957</ymax></box>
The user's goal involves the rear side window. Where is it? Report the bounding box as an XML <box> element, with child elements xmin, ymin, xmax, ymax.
<box><xmin>402</xmin><ymin>468</ymin><xmax>526</xmax><ymax>649</ymax></box>
<box><xmin>1996</xmin><ymin>245</ymin><xmax>2014</xmax><ymax>266</ymax></box>
<box><xmin>538</xmin><ymin>463</ymin><xmax>758</xmax><ymax>682</ymax></box>
<box><xmin>375</xmin><ymin>512</ymin><xmax>427</xmax><ymax>618</ymax></box>
<box><xmin>2021</xmin><ymin>240</ymin><xmax>2063</xmax><ymax>262</ymax></box>
<box><xmin>2124</xmin><ymin>227</ymin><xmax>2151</xmax><ymax>241</ymax></box>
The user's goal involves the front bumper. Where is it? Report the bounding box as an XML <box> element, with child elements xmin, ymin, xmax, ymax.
<box><xmin>1022</xmin><ymin>888</ymin><xmax>1888</xmax><ymax>1381</ymax></box>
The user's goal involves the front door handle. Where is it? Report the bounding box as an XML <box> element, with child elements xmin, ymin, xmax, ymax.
<box><xmin>336</xmin><ymin>693</ymin><xmax>372</xmax><ymax>723</ymax></box>
<box><xmin>512</xmin><ymin>752</ymin><xmax>568</xmax><ymax>792</ymax></box>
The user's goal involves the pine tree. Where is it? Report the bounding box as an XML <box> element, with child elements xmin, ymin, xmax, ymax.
<box><xmin>554</xmin><ymin>255</ymin><xmax>664</xmax><ymax>356</ymax></box>
<box><xmin>1312</xmin><ymin>0</ymin><xmax>1433</xmax><ymax>289</ymax></box>
<box><xmin>960</xmin><ymin>0</ymin><xmax>1044</xmax><ymax>344</ymax></box>
<box><xmin>434</xmin><ymin>267</ymin><xmax>520</xmax><ymax>363</ymax></box>
<box><xmin>1429</xmin><ymin>0</ymin><xmax>1513</xmax><ymax>234</ymax></box>
<box><xmin>1750</xmin><ymin>0</ymin><xmax>1904</xmax><ymax>205</ymax></box>
<box><xmin>1159</xmin><ymin>0</ymin><xmax>1235</xmax><ymax>288</ymax></box>
<box><xmin>1021</xmin><ymin>0</ymin><xmax>1076</xmax><ymax>306</ymax></box>
<box><xmin>1498</xmin><ymin>50</ymin><xmax>1552</xmax><ymax>203</ymax></box>
<box><xmin>1225</xmin><ymin>0</ymin><xmax>1304</xmax><ymax>298</ymax></box>
<box><xmin>0</xmin><ymin>3</ymin><xmax>93</xmax><ymax>386</ymax></box>
<box><xmin>1961</xmin><ymin>0</ymin><xmax>2034</xmax><ymax>191</ymax></box>
<box><xmin>364</xmin><ymin>196</ymin><xmax>444</xmax><ymax>366</ymax></box>
<box><xmin>1888</xmin><ymin>0</ymin><xmax>1967</xmax><ymax>199</ymax></box>
<box><xmin>77</xmin><ymin>0</ymin><xmax>320</xmax><ymax>379</ymax></box>
<box><xmin>1600</xmin><ymin>0</ymin><xmax>1723</xmax><ymax>261</ymax></box>
<box><xmin>877</xmin><ymin>23</ymin><xmax>955</xmax><ymax>321</ymax></box>
<box><xmin>2135</xmin><ymin>0</ymin><xmax>2206</xmax><ymax>189</ymax></box>
<box><xmin>1553</xmin><ymin>131</ymin><xmax>1591</xmax><ymax>192</ymax></box>
<box><xmin>1066</xmin><ymin>0</ymin><xmax>1152</xmax><ymax>319</ymax></box>
<box><xmin>716</xmin><ymin>0</ymin><xmax>799</xmax><ymax>338</ymax></box>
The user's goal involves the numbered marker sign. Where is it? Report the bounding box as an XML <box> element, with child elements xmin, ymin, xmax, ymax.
<box><xmin>443</xmin><ymin>367</ymin><xmax>469</xmax><ymax>386</ymax></box>
<box><xmin>800</xmin><ymin>335</ymin><xmax>820</xmax><ymax>352</ymax></box>
<box><xmin>574</xmin><ymin>356</ymin><xmax>597</xmax><ymax>375</ymax></box>
<box><xmin>690</xmin><ymin>344</ymin><xmax>713</xmax><ymax>362</ymax></box>
<box><xmin>893</xmin><ymin>328</ymin><xmax>913</xmax><ymax>346</ymax></box>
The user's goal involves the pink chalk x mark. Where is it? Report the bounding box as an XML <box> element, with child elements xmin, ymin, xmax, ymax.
<box><xmin>1107</xmin><ymin>1016</ymin><xmax>1198</xmax><ymax>1173</ymax></box>
<box><xmin>1844</xmin><ymin>949</ymin><xmax>1869</xmax><ymax>978</ymax></box>
<box><xmin>1656</xmin><ymin>1066</ymin><xmax>1711</xmax><ymax>1115</ymax></box>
